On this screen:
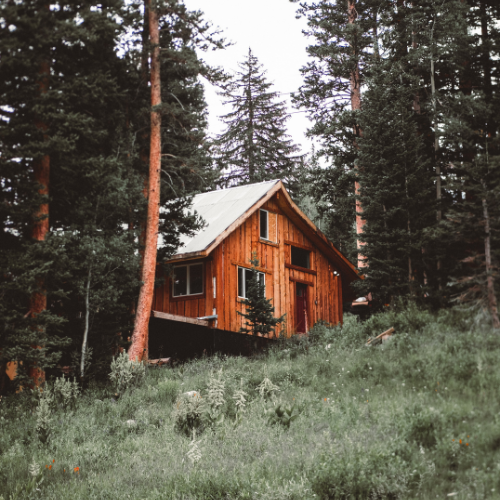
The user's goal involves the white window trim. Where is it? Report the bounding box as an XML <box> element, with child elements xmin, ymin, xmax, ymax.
<box><xmin>238</xmin><ymin>266</ymin><xmax>265</xmax><ymax>299</ymax></box>
<box><xmin>172</xmin><ymin>263</ymin><xmax>204</xmax><ymax>297</ymax></box>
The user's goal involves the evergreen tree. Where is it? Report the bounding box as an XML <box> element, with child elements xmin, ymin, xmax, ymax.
<box><xmin>238</xmin><ymin>257</ymin><xmax>285</xmax><ymax>338</ymax></box>
<box><xmin>355</xmin><ymin>63</ymin><xmax>435</xmax><ymax>302</ymax></box>
<box><xmin>216</xmin><ymin>48</ymin><xmax>302</xmax><ymax>186</ymax></box>
<box><xmin>0</xmin><ymin>0</ymin><xmax>222</xmax><ymax>389</ymax></box>
<box><xmin>293</xmin><ymin>0</ymin><xmax>381</xmax><ymax>264</ymax></box>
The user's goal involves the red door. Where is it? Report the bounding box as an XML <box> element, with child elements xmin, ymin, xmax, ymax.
<box><xmin>296</xmin><ymin>283</ymin><xmax>308</xmax><ymax>333</ymax></box>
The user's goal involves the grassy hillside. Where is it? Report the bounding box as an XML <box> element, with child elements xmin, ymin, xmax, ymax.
<box><xmin>1</xmin><ymin>306</ymin><xmax>500</xmax><ymax>499</ymax></box>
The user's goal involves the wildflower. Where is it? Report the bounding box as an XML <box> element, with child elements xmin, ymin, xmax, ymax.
<box><xmin>74</xmin><ymin>467</ymin><xmax>80</xmax><ymax>473</ymax></box>
<box><xmin>64</xmin><ymin>469</ymin><xmax>66</xmax><ymax>472</ymax></box>
<box><xmin>49</xmin><ymin>465</ymin><xmax>52</xmax><ymax>470</ymax></box>
<box><xmin>45</xmin><ymin>465</ymin><xmax>48</xmax><ymax>469</ymax></box>
<box><xmin>52</xmin><ymin>459</ymin><xmax>55</xmax><ymax>463</ymax></box>
<box><xmin>459</xmin><ymin>439</ymin><xmax>462</xmax><ymax>444</ymax></box>
<box><xmin>29</xmin><ymin>461</ymin><xmax>40</xmax><ymax>478</ymax></box>
<box><xmin>466</xmin><ymin>443</ymin><xmax>469</xmax><ymax>446</ymax></box>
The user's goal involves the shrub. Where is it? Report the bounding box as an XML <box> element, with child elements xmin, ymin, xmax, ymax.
<box><xmin>264</xmin><ymin>402</ymin><xmax>299</xmax><ymax>429</ymax></box>
<box><xmin>205</xmin><ymin>369</ymin><xmax>226</xmax><ymax>426</ymax></box>
<box><xmin>109</xmin><ymin>352</ymin><xmax>145</xmax><ymax>395</ymax></box>
<box><xmin>156</xmin><ymin>379</ymin><xmax>179</xmax><ymax>405</ymax></box>
<box><xmin>311</xmin><ymin>446</ymin><xmax>412</xmax><ymax>499</ymax></box>
<box><xmin>172</xmin><ymin>392</ymin><xmax>205</xmax><ymax>437</ymax></box>
<box><xmin>35</xmin><ymin>389</ymin><xmax>53</xmax><ymax>444</ymax></box>
<box><xmin>53</xmin><ymin>376</ymin><xmax>80</xmax><ymax>410</ymax></box>
<box><xmin>405</xmin><ymin>404</ymin><xmax>444</xmax><ymax>449</ymax></box>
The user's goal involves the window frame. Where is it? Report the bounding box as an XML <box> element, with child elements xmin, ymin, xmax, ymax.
<box><xmin>290</xmin><ymin>245</ymin><xmax>311</xmax><ymax>270</ymax></box>
<box><xmin>237</xmin><ymin>266</ymin><xmax>265</xmax><ymax>299</ymax></box>
<box><xmin>172</xmin><ymin>262</ymin><xmax>204</xmax><ymax>297</ymax></box>
<box><xmin>259</xmin><ymin>209</ymin><xmax>269</xmax><ymax>240</ymax></box>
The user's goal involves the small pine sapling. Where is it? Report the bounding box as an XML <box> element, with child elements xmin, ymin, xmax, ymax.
<box><xmin>238</xmin><ymin>256</ymin><xmax>285</xmax><ymax>338</ymax></box>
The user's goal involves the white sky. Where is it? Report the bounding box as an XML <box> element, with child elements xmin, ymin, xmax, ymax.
<box><xmin>185</xmin><ymin>0</ymin><xmax>315</xmax><ymax>155</ymax></box>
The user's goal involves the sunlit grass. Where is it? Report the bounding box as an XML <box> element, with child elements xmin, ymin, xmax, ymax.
<box><xmin>1</xmin><ymin>306</ymin><xmax>500</xmax><ymax>499</ymax></box>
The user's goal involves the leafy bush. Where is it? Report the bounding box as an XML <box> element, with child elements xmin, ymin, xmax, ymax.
<box><xmin>264</xmin><ymin>402</ymin><xmax>299</xmax><ymax>429</ymax></box>
<box><xmin>172</xmin><ymin>392</ymin><xmax>205</xmax><ymax>437</ymax></box>
<box><xmin>53</xmin><ymin>376</ymin><xmax>80</xmax><ymax>410</ymax></box>
<box><xmin>405</xmin><ymin>404</ymin><xmax>444</xmax><ymax>449</ymax></box>
<box><xmin>35</xmin><ymin>389</ymin><xmax>52</xmax><ymax>444</ymax></box>
<box><xmin>311</xmin><ymin>447</ymin><xmax>412</xmax><ymax>499</ymax></box>
<box><xmin>257</xmin><ymin>366</ymin><xmax>280</xmax><ymax>400</ymax></box>
<box><xmin>109</xmin><ymin>352</ymin><xmax>145</xmax><ymax>395</ymax></box>
<box><xmin>205</xmin><ymin>369</ymin><xmax>226</xmax><ymax>426</ymax></box>
<box><xmin>156</xmin><ymin>379</ymin><xmax>179</xmax><ymax>405</ymax></box>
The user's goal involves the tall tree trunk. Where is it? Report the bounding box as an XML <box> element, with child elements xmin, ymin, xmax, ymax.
<box><xmin>29</xmin><ymin>54</ymin><xmax>50</xmax><ymax>386</ymax></box>
<box><xmin>481</xmin><ymin>180</ymin><xmax>500</xmax><ymax>328</ymax></box>
<box><xmin>129</xmin><ymin>2</ymin><xmax>161</xmax><ymax>362</ymax></box>
<box><xmin>247</xmin><ymin>49</ymin><xmax>255</xmax><ymax>182</ymax></box>
<box><xmin>139</xmin><ymin>0</ymin><xmax>150</xmax><ymax>270</ymax></box>
<box><xmin>348</xmin><ymin>0</ymin><xmax>365</xmax><ymax>269</ymax></box>
<box><xmin>80</xmin><ymin>262</ymin><xmax>92</xmax><ymax>377</ymax></box>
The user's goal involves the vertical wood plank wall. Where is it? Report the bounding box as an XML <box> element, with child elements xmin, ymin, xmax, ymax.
<box><xmin>152</xmin><ymin>193</ymin><xmax>344</xmax><ymax>337</ymax></box>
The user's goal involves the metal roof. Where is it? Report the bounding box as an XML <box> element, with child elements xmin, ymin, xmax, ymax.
<box><xmin>173</xmin><ymin>180</ymin><xmax>280</xmax><ymax>257</ymax></box>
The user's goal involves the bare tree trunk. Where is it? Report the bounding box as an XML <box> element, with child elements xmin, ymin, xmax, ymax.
<box><xmin>139</xmin><ymin>0</ymin><xmax>150</xmax><ymax>270</ymax></box>
<box><xmin>348</xmin><ymin>0</ymin><xmax>365</xmax><ymax>269</ymax></box>
<box><xmin>29</xmin><ymin>53</ymin><xmax>50</xmax><ymax>386</ymax></box>
<box><xmin>129</xmin><ymin>2</ymin><xmax>162</xmax><ymax>362</ymax></box>
<box><xmin>80</xmin><ymin>263</ymin><xmax>92</xmax><ymax>377</ymax></box>
<box><xmin>481</xmin><ymin>180</ymin><xmax>500</xmax><ymax>329</ymax></box>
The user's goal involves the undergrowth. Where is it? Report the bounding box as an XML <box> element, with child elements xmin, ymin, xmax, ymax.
<box><xmin>1</xmin><ymin>306</ymin><xmax>499</xmax><ymax>499</ymax></box>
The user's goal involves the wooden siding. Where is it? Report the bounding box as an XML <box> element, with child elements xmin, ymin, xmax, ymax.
<box><xmin>153</xmin><ymin>193</ymin><xmax>344</xmax><ymax>337</ymax></box>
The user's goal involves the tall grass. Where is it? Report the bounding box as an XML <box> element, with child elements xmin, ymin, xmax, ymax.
<box><xmin>1</xmin><ymin>306</ymin><xmax>499</xmax><ymax>499</ymax></box>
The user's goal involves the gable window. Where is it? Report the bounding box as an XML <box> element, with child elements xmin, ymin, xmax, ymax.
<box><xmin>260</xmin><ymin>209</ymin><xmax>278</xmax><ymax>242</ymax></box>
<box><xmin>173</xmin><ymin>263</ymin><xmax>203</xmax><ymax>297</ymax></box>
<box><xmin>238</xmin><ymin>266</ymin><xmax>265</xmax><ymax>299</ymax></box>
<box><xmin>291</xmin><ymin>246</ymin><xmax>310</xmax><ymax>269</ymax></box>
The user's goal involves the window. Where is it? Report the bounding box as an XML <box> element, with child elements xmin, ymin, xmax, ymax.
<box><xmin>291</xmin><ymin>246</ymin><xmax>310</xmax><ymax>269</ymax></box>
<box><xmin>173</xmin><ymin>263</ymin><xmax>203</xmax><ymax>297</ymax></box>
<box><xmin>260</xmin><ymin>209</ymin><xmax>268</xmax><ymax>239</ymax></box>
<box><xmin>260</xmin><ymin>209</ymin><xmax>277</xmax><ymax>242</ymax></box>
<box><xmin>238</xmin><ymin>266</ymin><xmax>265</xmax><ymax>298</ymax></box>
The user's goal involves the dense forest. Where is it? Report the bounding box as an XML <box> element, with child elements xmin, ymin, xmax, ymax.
<box><xmin>1</xmin><ymin>0</ymin><xmax>499</xmax><ymax>391</ymax></box>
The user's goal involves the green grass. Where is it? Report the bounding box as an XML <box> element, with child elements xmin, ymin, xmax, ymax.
<box><xmin>1</xmin><ymin>305</ymin><xmax>500</xmax><ymax>499</ymax></box>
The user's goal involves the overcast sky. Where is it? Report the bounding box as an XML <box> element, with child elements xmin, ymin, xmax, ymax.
<box><xmin>185</xmin><ymin>0</ymin><xmax>315</xmax><ymax>155</ymax></box>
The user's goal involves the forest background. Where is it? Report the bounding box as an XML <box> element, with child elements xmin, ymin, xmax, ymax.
<box><xmin>0</xmin><ymin>0</ymin><xmax>499</xmax><ymax>391</ymax></box>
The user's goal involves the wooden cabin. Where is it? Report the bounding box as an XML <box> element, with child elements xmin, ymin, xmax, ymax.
<box><xmin>152</xmin><ymin>180</ymin><xmax>359</xmax><ymax>338</ymax></box>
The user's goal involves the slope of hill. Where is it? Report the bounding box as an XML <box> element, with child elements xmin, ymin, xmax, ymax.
<box><xmin>1</xmin><ymin>306</ymin><xmax>499</xmax><ymax>499</ymax></box>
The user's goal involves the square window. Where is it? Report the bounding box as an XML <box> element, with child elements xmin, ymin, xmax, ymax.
<box><xmin>173</xmin><ymin>263</ymin><xmax>204</xmax><ymax>296</ymax></box>
<box><xmin>291</xmin><ymin>246</ymin><xmax>310</xmax><ymax>269</ymax></box>
<box><xmin>238</xmin><ymin>266</ymin><xmax>265</xmax><ymax>298</ymax></box>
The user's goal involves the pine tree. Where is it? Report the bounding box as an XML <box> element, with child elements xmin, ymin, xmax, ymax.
<box><xmin>293</xmin><ymin>0</ymin><xmax>380</xmax><ymax>265</ymax></box>
<box><xmin>238</xmin><ymin>257</ymin><xmax>285</xmax><ymax>338</ymax></box>
<box><xmin>355</xmin><ymin>62</ymin><xmax>435</xmax><ymax>302</ymax></box>
<box><xmin>216</xmin><ymin>48</ymin><xmax>301</xmax><ymax>186</ymax></box>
